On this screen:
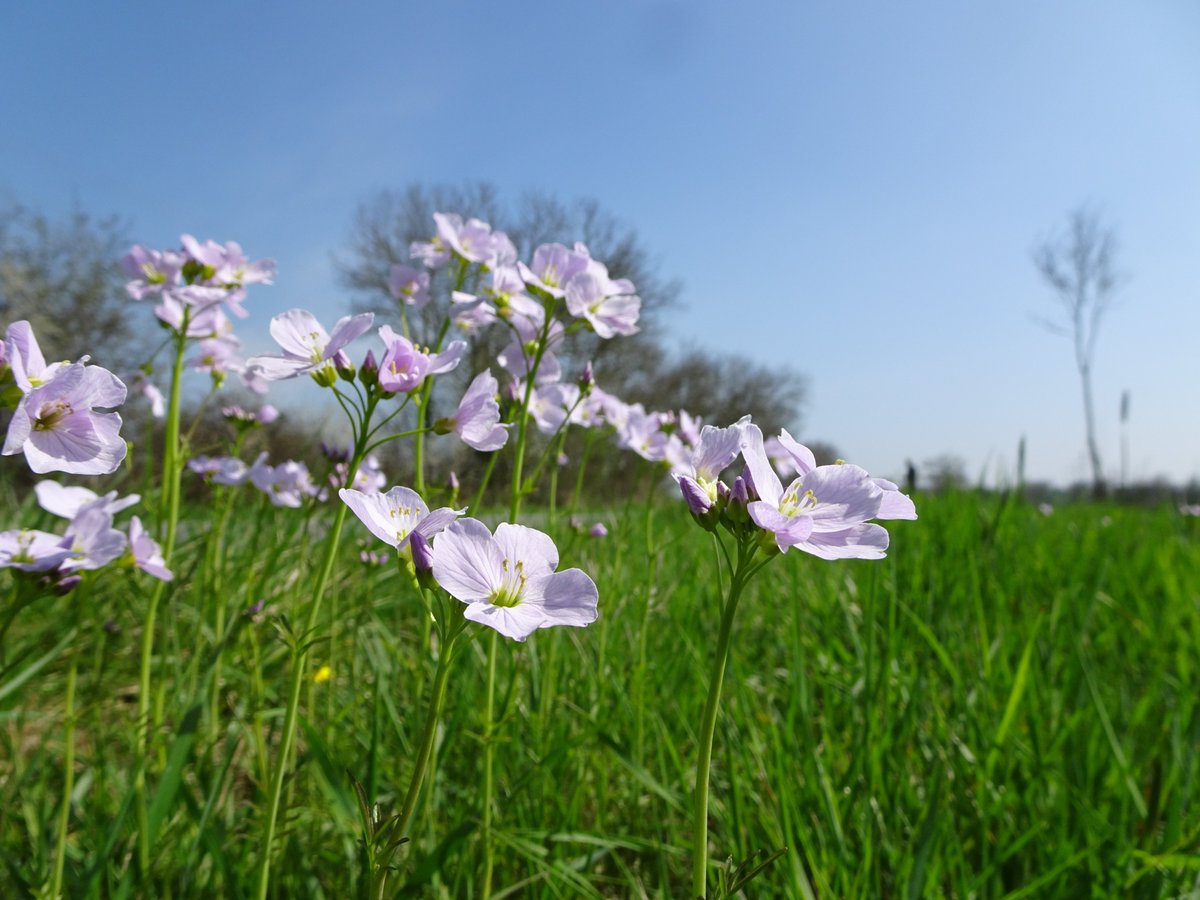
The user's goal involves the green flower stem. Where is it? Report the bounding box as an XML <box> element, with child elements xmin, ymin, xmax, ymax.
<box><xmin>136</xmin><ymin>314</ymin><xmax>189</xmax><ymax>877</ymax></box>
<box><xmin>394</xmin><ymin>610</ymin><xmax>464</xmax><ymax>840</ymax></box>
<box><xmin>50</xmin><ymin>649</ymin><xmax>78</xmax><ymax>900</ymax></box>
<box><xmin>470</xmin><ymin>447</ymin><xmax>501</xmax><ymax>513</ymax></box>
<box><xmin>481</xmin><ymin>628</ymin><xmax>499</xmax><ymax>898</ymax></box>
<box><xmin>255</xmin><ymin>440</ymin><xmax>367</xmax><ymax>900</ymax></box>
<box><xmin>569</xmin><ymin>427</ymin><xmax>600</xmax><ymax>516</ymax></box>
<box><xmin>691</xmin><ymin>538</ymin><xmax>758</xmax><ymax>899</ymax></box>
<box><xmin>208</xmin><ymin>433</ymin><xmax>247</xmax><ymax>740</ymax></box>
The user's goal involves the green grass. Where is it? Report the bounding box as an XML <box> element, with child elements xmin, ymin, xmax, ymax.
<box><xmin>2</xmin><ymin>489</ymin><xmax>1198</xmax><ymax>897</ymax></box>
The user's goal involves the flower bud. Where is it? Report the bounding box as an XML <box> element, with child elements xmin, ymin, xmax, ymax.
<box><xmin>359</xmin><ymin>349</ymin><xmax>379</xmax><ymax>387</ymax></box>
<box><xmin>679</xmin><ymin>477</ymin><xmax>719</xmax><ymax>532</ymax></box>
<box><xmin>432</xmin><ymin>416</ymin><xmax>455</xmax><ymax>436</ymax></box>
<box><xmin>410</xmin><ymin>532</ymin><xmax>437</xmax><ymax>590</ymax></box>
<box><xmin>578</xmin><ymin>360</ymin><xmax>595</xmax><ymax>392</ymax></box>
<box><xmin>334</xmin><ymin>350</ymin><xmax>356</xmax><ymax>382</ymax></box>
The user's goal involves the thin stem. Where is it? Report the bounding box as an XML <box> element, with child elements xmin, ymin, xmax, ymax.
<box><xmin>691</xmin><ymin>538</ymin><xmax>757</xmax><ymax>899</ymax></box>
<box><xmin>394</xmin><ymin>618</ymin><xmax>462</xmax><ymax>838</ymax></box>
<box><xmin>50</xmin><ymin>650</ymin><xmax>78</xmax><ymax>899</ymax></box>
<box><xmin>470</xmin><ymin>449</ymin><xmax>501</xmax><ymax>514</ymax></box>
<box><xmin>255</xmin><ymin>446</ymin><xmax>366</xmax><ymax>900</ymax></box>
<box><xmin>481</xmin><ymin>629</ymin><xmax>498</xmax><ymax>898</ymax></box>
<box><xmin>136</xmin><ymin>314</ymin><xmax>189</xmax><ymax>876</ymax></box>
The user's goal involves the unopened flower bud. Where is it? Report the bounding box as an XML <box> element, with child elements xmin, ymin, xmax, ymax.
<box><xmin>52</xmin><ymin>574</ymin><xmax>82</xmax><ymax>596</ymax></box>
<box><xmin>334</xmin><ymin>350</ymin><xmax>356</xmax><ymax>382</ymax></box>
<box><xmin>447</xmin><ymin>471</ymin><xmax>460</xmax><ymax>492</ymax></box>
<box><xmin>360</xmin><ymin>349</ymin><xmax>379</xmax><ymax>388</ymax></box>
<box><xmin>410</xmin><ymin>532</ymin><xmax>436</xmax><ymax>590</ymax></box>
<box><xmin>578</xmin><ymin>360</ymin><xmax>595</xmax><ymax>392</ymax></box>
<box><xmin>725</xmin><ymin>475</ymin><xmax>751</xmax><ymax>527</ymax></box>
<box><xmin>589</xmin><ymin>522</ymin><xmax>608</xmax><ymax>538</ymax></box>
<box><xmin>432</xmin><ymin>417</ymin><xmax>455</xmax><ymax>436</ymax></box>
<box><xmin>258</xmin><ymin>405</ymin><xmax>279</xmax><ymax>425</ymax></box>
<box><xmin>731</xmin><ymin>475</ymin><xmax>749</xmax><ymax>506</ymax></box>
<box><xmin>681</xmin><ymin>478</ymin><xmax>714</xmax><ymax>516</ymax></box>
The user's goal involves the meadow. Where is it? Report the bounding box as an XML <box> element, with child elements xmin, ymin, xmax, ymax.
<box><xmin>2</xmin><ymin>222</ymin><xmax>1198</xmax><ymax>899</ymax></box>
<box><xmin>2</xmin><ymin>484</ymin><xmax>1197</xmax><ymax>898</ymax></box>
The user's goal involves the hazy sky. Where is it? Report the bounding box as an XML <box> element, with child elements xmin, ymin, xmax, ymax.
<box><xmin>2</xmin><ymin>1</ymin><xmax>1197</xmax><ymax>486</ymax></box>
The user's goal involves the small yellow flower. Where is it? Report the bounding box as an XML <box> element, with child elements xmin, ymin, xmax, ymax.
<box><xmin>313</xmin><ymin>665</ymin><xmax>332</xmax><ymax>685</ymax></box>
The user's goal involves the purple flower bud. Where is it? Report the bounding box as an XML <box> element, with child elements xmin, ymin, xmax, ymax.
<box><xmin>410</xmin><ymin>531</ymin><xmax>434</xmax><ymax>574</ymax></box>
<box><xmin>731</xmin><ymin>475</ymin><xmax>749</xmax><ymax>506</ymax></box>
<box><xmin>448</xmin><ymin>471</ymin><xmax>460</xmax><ymax>491</ymax></box>
<box><xmin>679</xmin><ymin>478</ymin><xmax>714</xmax><ymax>516</ymax></box>
<box><xmin>409</xmin><ymin>531</ymin><xmax>437</xmax><ymax>590</ymax></box>
<box><xmin>716</xmin><ymin>480</ymin><xmax>731</xmax><ymax>502</ymax></box>
<box><xmin>579</xmin><ymin>360</ymin><xmax>595</xmax><ymax>390</ymax></box>
<box><xmin>360</xmin><ymin>349</ymin><xmax>379</xmax><ymax>387</ymax></box>
<box><xmin>257</xmin><ymin>404</ymin><xmax>279</xmax><ymax>425</ymax></box>
<box><xmin>245</xmin><ymin>599</ymin><xmax>265</xmax><ymax>617</ymax></box>
<box><xmin>589</xmin><ymin>522</ymin><xmax>608</xmax><ymax>538</ymax></box>
<box><xmin>557</xmin><ymin>452</ymin><xmax>569</xmax><ymax>467</ymax></box>
<box><xmin>334</xmin><ymin>349</ymin><xmax>356</xmax><ymax>382</ymax></box>
<box><xmin>52</xmin><ymin>574</ymin><xmax>82</xmax><ymax>596</ymax></box>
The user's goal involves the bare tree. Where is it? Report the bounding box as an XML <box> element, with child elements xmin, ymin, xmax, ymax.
<box><xmin>1033</xmin><ymin>206</ymin><xmax>1123</xmax><ymax>499</ymax></box>
<box><xmin>0</xmin><ymin>202</ymin><xmax>141</xmax><ymax>367</ymax></box>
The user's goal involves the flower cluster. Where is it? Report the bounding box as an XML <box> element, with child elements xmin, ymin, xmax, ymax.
<box><xmin>675</xmin><ymin>417</ymin><xmax>916</xmax><ymax>558</ymax></box>
<box><xmin>341</xmin><ymin>485</ymin><xmax>598</xmax><ymax>642</ymax></box>
<box><xmin>189</xmin><ymin>452</ymin><xmax>321</xmax><ymax>508</ymax></box>
<box><xmin>0</xmin><ymin>481</ymin><xmax>171</xmax><ymax>586</ymax></box>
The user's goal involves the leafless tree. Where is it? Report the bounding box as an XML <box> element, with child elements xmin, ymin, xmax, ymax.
<box><xmin>1033</xmin><ymin>206</ymin><xmax>1123</xmax><ymax>499</ymax></box>
<box><xmin>0</xmin><ymin>202</ymin><xmax>142</xmax><ymax>367</ymax></box>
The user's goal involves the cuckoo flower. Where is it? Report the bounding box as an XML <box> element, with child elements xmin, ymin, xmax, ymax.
<box><xmin>671</xmin><ymin>416</ymin><xmax>751</xmax><ymax>504</ymax></box>
<box><xmin>563</xmin><ymin>261</ymin><xmax>641</xmax><ymax>338</ymax></box>
<box><xmin>376</xmin><ymin>325</ymin><xmax>466</xmax><ymax>393</ymax></box>
<box><xmin>389</xmin><ymin>264</ymin><xmax>431</xmax><ymax>308</ymax></box>
<box><xmin>189</xmin><ymin>455</ymin><xmax>250</xmax><ymax>486</ymax></box>
<box><xmin>4</xmin><ymin>320</ymin><xmax>67</xmax><ymax>393</ymax></box>
<box><xmin>742</xmin><ymin>424</ymin><xmax>916</xmax><ymax>558</ymax></box>
<box><xmin>518</xmin><ymin>243</ymin><xmax>590</xmax><ymax>299</ymax></box>
<box><xmin>529</xmin><ymin>382</ymin><xmax>579</xmax><ymax>435</ymax></box>
<box><xmin>247</xmin><ymin>309</ymin><xmax>374</xmax><ymax>381</ymax></box>
<box><xmin>248</xmin><ymin>454</ymin><xmax>318</xmax><ymax>508</ymax></box>
<box><xmin>60</xmin><ymin>505</ymin><xmax>128</xmax><ymax>572</ymax></box>
<box><xmin>0</xmin><ymin>529</ymin><xmax>74</xmax><ymax>572</ymax></box>
<box><xmin>3</xmin><ymin>361</ymin><xmax>127</xmax><ymax>475</ymax></box>
<box><xmin>437</xmin><ymin>370</ymin><xmax>509</xmax><ymax>451</ymax></box>
<box><xmin>128</xmin><ymin>515</ymin><xmax>173</xmax><ymax>581</ymax></box>
<box><xmin>430</xmin><ymin>518</ymin><xmax>598</xmax><ymax>642</ymax></box>
<box><xmin>339</xmin><ymin>486</ymin><xmax>463</xmax><ymax>557</ymax></box>
<box><xmin>35</xmin><ymin>481</ymin><xmax>140</xmax><ymax>519</ymax></box>
<box><xmin>121</xmin><ymin>246</ymin><xmax>184</xmax><ymax>299</ymax></box>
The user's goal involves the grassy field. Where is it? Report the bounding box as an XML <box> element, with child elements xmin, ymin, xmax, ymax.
<box><xmin>2</xmin><ymin>486</ymin><xmax>1198</xmax><ymax>897</ymax></box>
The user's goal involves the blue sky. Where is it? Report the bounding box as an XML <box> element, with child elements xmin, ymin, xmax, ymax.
<box><xmin>2</xmin><ymin>1</ymin><xmax>1198</xmax><ymax>486</ymax></box>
